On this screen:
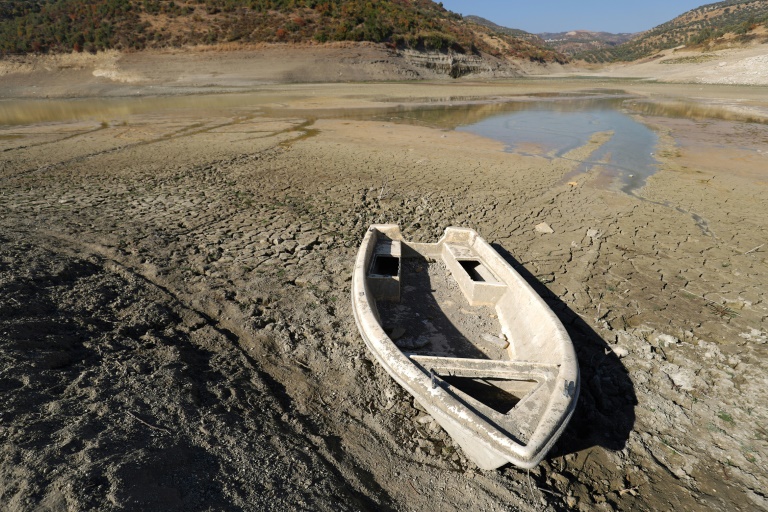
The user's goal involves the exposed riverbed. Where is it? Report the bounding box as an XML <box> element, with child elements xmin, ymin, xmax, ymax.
<box><xmin>1</xmin><ymin>80</ymin><xmax>767</xmax><ymax>512</ymax></box>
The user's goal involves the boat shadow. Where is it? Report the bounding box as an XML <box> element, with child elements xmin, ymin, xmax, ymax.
<box><xmin>491</xmin><ymin>243</ymin><xmax>637</xmax><ymax>457</ymax></box>
<box><xmin>377</xmin><ymin>255</ymin><xmax>498</xmax><ymax>360</ymax></box>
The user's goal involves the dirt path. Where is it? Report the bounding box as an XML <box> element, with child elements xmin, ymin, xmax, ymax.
<box><xmin>1</xmin><ymin>83</ymin><xmax>766</xmax><ymax>511</ymax></box>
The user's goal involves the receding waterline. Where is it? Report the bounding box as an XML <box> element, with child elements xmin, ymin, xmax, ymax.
<box><xmin>0</xmin><ymin>93</ymin><xmax>660</xmax><ymax>196</ymax></box>
<box><xmin>455</xmin><ymin>101</ymin><xmax>660</xmax><ymax>194</ymax></box>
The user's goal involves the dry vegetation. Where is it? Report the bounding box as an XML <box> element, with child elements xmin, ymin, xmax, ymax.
<box><xmin>578</xmin><ymin>0</ymin><xmax>768</xmax><ymax>62</ymax></box>
<box><xmin>0</xmin><ymin>0</ymin><xmax>565</xmax><ymax>63</ymax></box>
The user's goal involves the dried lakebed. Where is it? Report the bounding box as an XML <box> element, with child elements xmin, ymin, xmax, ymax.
<box><xmin>1</xmin><ymin>86</ymin><xmax>767</xmax><ymax>511</ymax></box>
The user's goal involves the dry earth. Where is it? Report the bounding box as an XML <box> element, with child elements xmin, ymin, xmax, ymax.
<box><xmin>1</xmin><ymin>50</ymin><xmax>768</xmax><ymax>511</ymax></box>
<box><xmin>0</xmin><ymin>43</ymin><xmax>548</xmax><ymax>100</ymax></box>
<box><xmin>578</xmin><ymin>41</ymin><xmax>768</xmax><ymax>86</ymax></box>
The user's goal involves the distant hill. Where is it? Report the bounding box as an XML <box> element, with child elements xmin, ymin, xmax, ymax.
<box><xmin>464</xmin><ymin>15</ymin><xmax>544</xmax><ymax>44</ymax></box>
<box><xmin>0</xmin><ymin>0</ymin><xmax>565</xmax><ymax>64</ymax></box>
<box><xmin>538</xmin><ymin>30</ymin><xmax>635</xmax><ymax>55</ymax></box>
<box><xmin>579</xmin><ymin>0</ymin><xmax>768</xmax><ymax>63</ymax></box>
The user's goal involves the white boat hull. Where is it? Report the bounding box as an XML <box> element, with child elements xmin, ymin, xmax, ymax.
<box><xmin>352</xmin><ymin>225</ymin><xmax>579</xmax><ymax>470</ymax></box>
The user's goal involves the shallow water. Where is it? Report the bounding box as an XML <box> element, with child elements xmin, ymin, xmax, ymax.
<box><xmin>4</xmin><ymin>90</ymin><xmax>761</xmax><ymax>196</ymax></box>
<box><xmin>454</xmin><ymin>100</ymin><xmax>659</xmax><ymax>194</ymax></box>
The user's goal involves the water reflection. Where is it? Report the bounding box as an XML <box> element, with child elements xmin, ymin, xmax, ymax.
<box><xmin>626</xmin><ymin>99</ymin><xmax>768</xmax><ymax>124</ymax></box>
<box><xmin>0</xmin><ymin>94</ymin><xmax>304</xmax><ymax>126</ymax></box>
<box><xmin>3</xmin><ymin>90</ymin><xmax>765</xmax><ymax>196</ymax></box>
<box><xmin>454</xmin><ymin>100</ymin><xmax>659</xmax><ymax>193</ymax></box>
<box><xmin>4</xmin><ymin>89</ymin><xmax>766</xmax><ymax>129</ymax></box>
<box><xmin>364</xmin><ymin>95</ymin><xmax>634</xmax><ymax>130</ymax></box>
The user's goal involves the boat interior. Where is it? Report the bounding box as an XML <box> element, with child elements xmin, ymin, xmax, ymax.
<box><xmin>366</xmin><ymin>230</ymin><xmax>563</xmax><ymax>438</ymax></box>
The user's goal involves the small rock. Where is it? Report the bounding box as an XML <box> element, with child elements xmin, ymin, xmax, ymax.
<box><xmin>482</xmin><ymin>333</ymin><xmax>509</xmax><ymax>349</ymax></box>
<box><xmin>550</xmin><ymin>473</ymin><xmax>570</xmax><ymax>487</ymax></box>
<box><xmin>667</xmin><ymin>370</ymin><xmax>695</xmax><ymax>391</ymax></box>
<box><xmin>389</xmin><ymin>327</ymin><xmax>406</xmax><ymax>341</ymax></box>
<box><xmin>739</xmin><ymin>328</ymin><xmax>767</xmax><ymax>344</ymax></box>
<box><xmin>587</xmin><ymin>228</ymin><xmax>601</xmax><ymax>240</ymax></box>
<box><xmin>416</xmin><ymin>414</ymin><xmax>432</xmax><ymax>424</ymax></box>
<box><xmin>615</xmin><ymin>330</ymin><xmax>644</xmax><ymax>347</ymax></box>
<box><xmin>612</xmin><ymin>346</ymin><xmax>629</xmax><ymax>358</ymax></box>
<box><xmin>535</xmin><ymin>222</ymin><xmax>554</xmax><ymax>234</ymax></box>
<box><xmin>656</xmin><ymin>334</ymin><xmax>680</xmax><ymax>347</ymax></box>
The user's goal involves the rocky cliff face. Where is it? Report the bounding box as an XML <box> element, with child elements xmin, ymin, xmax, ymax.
<box><xmin>398</xmin><ymin>49</ymin><xmax>520</xmax><ymax>78</ymax></box>
<box><xmin>0</xmin><ymin>44</ymin><xmax>530</xmax><ymax>98</ymax></box>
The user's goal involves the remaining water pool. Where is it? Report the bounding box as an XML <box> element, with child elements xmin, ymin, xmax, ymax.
<box><xmin>0</xmin><ymin>91</ymin><xmax>681</xmax><ymax>194</ymax></box>
<box><xmin>454</xmin><ymin>98</ymin><xmax>659</xmax><ymax>194</ymax></box>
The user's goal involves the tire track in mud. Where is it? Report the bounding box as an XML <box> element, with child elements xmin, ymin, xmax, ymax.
<box><xmin>0</xmin><ymin>114</ymin><xmax>298</xmax><ymax>181</ymax></box>
<box><xmin>1</xmin><ymin>124</ymin><xmax>108</xmax><ymax>153</ymax></box>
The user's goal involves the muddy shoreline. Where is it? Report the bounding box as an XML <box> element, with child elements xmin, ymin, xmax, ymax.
<box><xmin>1</xmin><ymin>76</ymin><xmax>767</xmax><ymax>511</ymax></box>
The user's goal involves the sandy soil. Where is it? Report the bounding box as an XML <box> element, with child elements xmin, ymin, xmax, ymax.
<box><xmin>1</xmin><ymin>50</ymin><xmax>767</xmax><ymax>511</ymax></box>
<box><xmin>1</xmin><ymin>40</ymin><xmax>766</xmax><ymax>96</ymax></box>
<box><xmin>0</xmin><ymin>43</ymin><xmax>538</xmax><ymax>100</ymax></box>
<box><xmin>0</xmin><ymin>45</ymin><xmax>409</xmax><ymax>99</ymax></box>
<box><xmin>575</xmin><ymin>41</ymin><xmax>768</xmax><ymax>86</ymax></box>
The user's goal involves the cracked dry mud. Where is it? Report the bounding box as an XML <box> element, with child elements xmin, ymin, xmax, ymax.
<box><xmin>1</xmin><ymin>86</ymin><xmax>767</xmax><ymax>512</ymax></box>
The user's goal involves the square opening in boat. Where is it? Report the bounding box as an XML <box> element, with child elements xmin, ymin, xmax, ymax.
<box><xmin>370</xmin><ymin>255</ymin><xmax>400</xmax><ymax>277</ymax></box>
<box><xmin>458</xmin><ymin>260</ymin><xmax>497</xmax><ymax>283</ymax></box>
<box><xmin>440</xmin><ymin>376</ymin><xmax>538</xmax><ymax>414</ymax></box>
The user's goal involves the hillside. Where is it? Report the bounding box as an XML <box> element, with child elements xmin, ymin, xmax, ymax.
<box><xmin>463</xmin><ymin>15</ymin><xmax>544</xmax><ymax>44</ymax></box>
<box><xmin>0</xmin><ymin>0</ymin><xmax>565</xmax><ymax>64</ymax></box>
<box><xmin>579</xmin><ymin>0</ymin><xmax>768</xmax><ymax>63</ymax></box>
<box><xmin>539</xmin><ymin>30</ymin><xmax>635</xmax><ymax>56</ymax></box>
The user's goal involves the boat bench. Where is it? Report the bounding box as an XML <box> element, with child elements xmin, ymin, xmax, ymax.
<box><xmin>443</xmin><ymin>243</ymin><xmax>507</xmax><ymax>307</ymax></box>
<box><xmin>368</xmin><ymin>240</ymin><xmax>401</xmax><ymax>301</ymax></box>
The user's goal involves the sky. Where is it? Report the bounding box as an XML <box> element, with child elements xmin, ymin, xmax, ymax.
<box><xmin>438</xmin><ymin>1</ymin><xmax>710</xmax><ymax>34</ymax></box>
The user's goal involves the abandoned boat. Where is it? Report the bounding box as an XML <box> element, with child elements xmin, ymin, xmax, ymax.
<box><xmin>351</xmin><ymin>225</ymin><xmax>579</xmax><ymax>470</ymax></box>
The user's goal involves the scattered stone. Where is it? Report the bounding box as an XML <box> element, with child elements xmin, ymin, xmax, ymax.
<box><xmin>296</xmin><ymin>235</ymin><xmax>318</xmax><ymax>251</ymax></box>
<box><xmin>666</xmin><ymin>368</ymin><xmax>696</xmax><ymax>391</ymax></box>
<box><xmin>550</xmin><ymin>473</ymin><xmax>570</xmax><ymax>487</ymax></box>
<box><xmin>612</xmin><ymin>346</ymin><xmax>630</xmax><ymax>358</ymax></box>
<box><xmin>482</xmin><ymin>333</ymin><xmax>509</xmax><ymax>349</ymax></box>
<box><xmin>615</xmin><ymin>330</ymin><xmax>645</xmax><ymax>347</ymax></box>
<box><xmin>535</xmin><ymin>222</ymin><xmax>554</xmax><ymax>234</ymax></box>
<box><xmin>416</xmin><ymin>414</ymin><xmax>432</xmax><ymax>424</ymax></box>
<box><xmin>739</xmin><ymin>329</ymin><xmax>767</xmax><ymax>344</ymax></box>
<box><xmin>656</xmin><ymin>334</ymin><xmax>680</xmax><ymax>347</ymax></box>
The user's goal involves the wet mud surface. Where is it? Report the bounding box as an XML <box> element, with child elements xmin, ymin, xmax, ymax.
<box><xmin>1</xmin><ymin>85</ymin><xmax>767</xmax><ymax>511</ymax></box>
